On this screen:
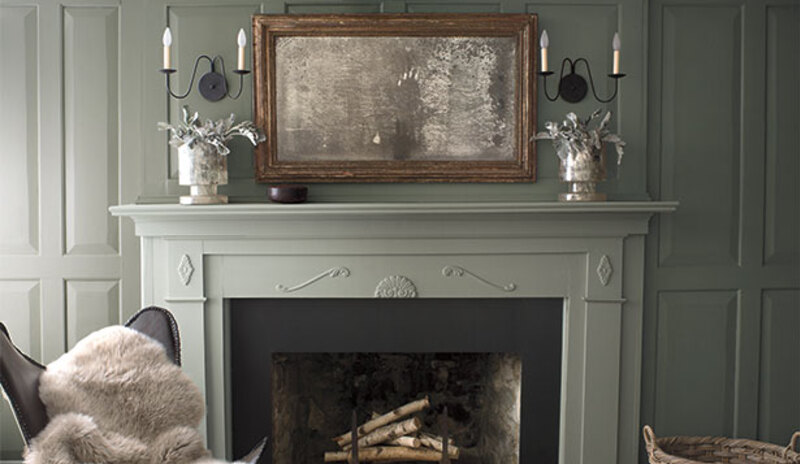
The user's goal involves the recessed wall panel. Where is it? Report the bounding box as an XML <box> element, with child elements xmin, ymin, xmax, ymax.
<box><xmin>406</xmin><ymin>3</ymin><xmax>500</xmax><ymax>13</ymax></box>
<box><xmin>658</xmin><ymin>6</ymin><xmax>742</xmax><ymax>267</ymax></box>
<box><xmin>654</xmin><ymin>291</ymin><xmax>737</xmax><ymax>436</ymax></box>
<box><xmin>0</xmin><ymin>7</ymin><xmax>39</xmax><ymax>255</ymax></box>
<box><xmin>64</xmin><ymin>7</ymin><xmax>119</xmax><ymax>255</ymax></box>
<box><xmin>759</xmin><ymin>289</ymin><xmax>800</xmax><ymax>444</ymax></box>
<box><xmin>0</xmin><ymin>280</ymin><xmax>41</xmax><ymax>460</ymax></box>
<box><xmin>763</xmin><ymin>6</ymin><xmax>800</xmax><ymax>267</ymax></box>
<box><xmin>284</xmin><ymin>3</ymin><xmax>383</xmax><ymax>13</ymax></box>
<box><xmin>66</xmin><ymin>280</ymin><xmax>119</xmax><ymax>348</ymax></box>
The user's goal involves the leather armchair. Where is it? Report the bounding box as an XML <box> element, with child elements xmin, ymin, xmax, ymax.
<box><xmin>0</xmin><ymin>306</ymin><xmax>265</xmax><ymax>463</ymax></box>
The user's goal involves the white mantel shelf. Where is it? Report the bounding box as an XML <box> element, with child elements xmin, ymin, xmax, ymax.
<box><xmin>111</xmin><ymin>201</ymin><xmax>677</xmax><ymax>237</ymax></box>
<box><xmin>112</xmin><ymin>201</ymin><xmax>676</xmax><ymax>464</ymax></box>
<box><xmin>111</xmin><ymin>201</ymin><xmax>677</xmax><ymax>219</ymax></box>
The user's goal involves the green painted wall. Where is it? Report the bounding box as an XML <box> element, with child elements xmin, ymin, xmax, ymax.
<box><xmin>0</xmin><ymin>0</ymin><xmax>797</xmax><ymax>461</ymax></box>
<box><xmin>641</xmin><ymin>0</ymin><xmax>800</xmax><ymax>454</ymax></box>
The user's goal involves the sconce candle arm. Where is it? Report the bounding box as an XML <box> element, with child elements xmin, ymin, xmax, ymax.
<box><xmin>212</xmin><ymin>56</ymin><xmax>250</xmax><ymax>100</ymax></box>
<box><xmin>573</xmin><ymin>58</ymin><xmax>625</xmax><ymax>104</ymax></box>
<box><xmin>537</xmin><ymin>56</ymin><xmax>625</xmax><ymax>104</ymax></box>
<box><xmin>538</xmin><ymin>57</ymin><xmax>574</xmax><ymax>102</ymax></box>
<box><xmin>162</xmin><ymin>54</ymin><xmax>214</xmax><ymax>100</ymax></box>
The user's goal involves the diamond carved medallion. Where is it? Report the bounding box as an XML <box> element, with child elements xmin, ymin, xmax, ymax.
<box><xmin>178</xmin><ymin>254</ymin><xmax>194</xmax><ymax>286</ymax></box>
<box><xmin>597</xmin><ymin>254</ymin><xmax>613</xmax><ymax>286</ymax></box>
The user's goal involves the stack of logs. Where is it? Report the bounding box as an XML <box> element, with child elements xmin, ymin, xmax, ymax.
<box><xmin>324</xmin><ymin>397</ymin><xmax>460</xmax><ymax>462</ymax></box>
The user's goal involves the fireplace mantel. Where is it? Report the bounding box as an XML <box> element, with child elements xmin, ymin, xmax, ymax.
<box><xmin>111</xmin><ymin>201</ymin><xmax>676</xmax><ymax>464</ymax></box>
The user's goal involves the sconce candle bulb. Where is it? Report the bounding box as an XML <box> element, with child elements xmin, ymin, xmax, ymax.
<box><xmin>162</xmin><ymin>27</ymin><xmax>172</xmax><ymax>69</ymax></box>
<box><xmin>612</xmin><ymin>32</ymin><xmax>621</xmax><ymax>74</ymax></box>
<box><xmin>237</xmin><ymin>28</ymin><xmax>247</xmax><ymax>71</ymax></box>
<box><xmin>539</xmin><ymin>29</ymin><xmax>549</xmax><ymax>73</ymax></box>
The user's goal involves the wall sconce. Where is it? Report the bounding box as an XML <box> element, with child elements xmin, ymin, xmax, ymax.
<box><xmin>159</xmin><ymin>27</ymin><xmax>250</xmax><ymax>101</ymax></box>
<box><xmin>538</xmin><ymin>30</ymin><xmax>626</xmax><ymax>103</ymax></box>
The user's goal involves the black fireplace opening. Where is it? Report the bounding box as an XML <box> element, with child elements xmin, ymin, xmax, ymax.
<box><xmin>229</xmin><ymin>298</ymin><xmax>563</xmax><ymax>464</ymax></box>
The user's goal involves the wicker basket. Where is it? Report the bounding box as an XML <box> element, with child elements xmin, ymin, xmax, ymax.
<box><xmin>644</xmin><ymin>426</ymin><xmax>800</xmax><ymax>464</ymax></box>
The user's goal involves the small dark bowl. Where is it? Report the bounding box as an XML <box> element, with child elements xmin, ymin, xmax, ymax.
<box><xmin>268</xmin><ymin>184</ymin><xmax>308</xmax><ymax>203</ymax></box>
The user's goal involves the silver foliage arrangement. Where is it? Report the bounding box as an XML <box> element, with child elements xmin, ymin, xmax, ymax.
<box><xmin>533</xmin><ymin>109</ymin><xmax>626</xmax><ymax>165</ymax></box>
<box><xmin>158</xmin><ymin>106</ymin><xmax>265</xmax><ymax>156</ymax></box>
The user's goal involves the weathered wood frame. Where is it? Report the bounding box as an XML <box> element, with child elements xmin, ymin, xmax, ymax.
<box><xmin>252</xmin><ymin>14</ymin><xmax>537</xmax><ymax>183</ymax></box>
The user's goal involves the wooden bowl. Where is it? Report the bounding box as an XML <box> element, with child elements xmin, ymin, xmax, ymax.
<box><xmin>268</xmin><ymin>184</ymin><xmax>308</xmax><ymax>203</ymax></box>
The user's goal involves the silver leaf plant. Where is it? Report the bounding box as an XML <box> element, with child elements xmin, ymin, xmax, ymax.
<box><xmin>158</xmin><ymin>106</ymin><xmax>266</xmax><ymax>156</ymax></box>
<box><xmin>532</xmin><ymin>109</ymin><xmax>626</xmax><ymax>165</ymax></box>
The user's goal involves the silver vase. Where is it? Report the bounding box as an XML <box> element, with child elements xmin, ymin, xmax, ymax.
<box><xmin>558</xmin><ymin>144</ymin><xmax>606</xmax><ymax>202</ymax></box>
<box><xmin>178</xmin><ymin>142</ymin><xmax>228</xmax><ymax>205</ymax></box>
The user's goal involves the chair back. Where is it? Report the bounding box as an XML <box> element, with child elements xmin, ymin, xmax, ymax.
<box><xmin>0</xmin><ymin>322</ymin><xmax>48</xmax><ymax>444</ymax></box>
<box><xmin>124</xmin><ymin>306</ymin><xmax>181</xmax><ymax>365</ymax></box>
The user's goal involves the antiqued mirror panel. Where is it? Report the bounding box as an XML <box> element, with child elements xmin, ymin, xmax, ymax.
<box><xmin>275</xmin><ymin>36</ymin><xmax>518</xmax><ymax>162</ymax></box>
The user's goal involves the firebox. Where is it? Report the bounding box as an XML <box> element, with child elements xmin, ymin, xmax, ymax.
<box><xmin>229</xmin><ymin>298</ymin><xmax>563</xmax><ymax>464</ymax></box>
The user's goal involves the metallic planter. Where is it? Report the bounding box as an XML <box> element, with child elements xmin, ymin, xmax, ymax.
<box><xmin>178</xmin><ymin>143</ymin><xmax>228</xmax><ymax>205</ymax></box>
<box><xmin>558</xmin><ymin>144</ymin><xmax>606</xmax><ymax>201</ymax></box>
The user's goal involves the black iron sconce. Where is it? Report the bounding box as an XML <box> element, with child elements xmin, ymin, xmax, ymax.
<box><xmin>538</xmin><ymin>30</ymin><xmax>626</xmax><ymax>104</ymax></box>
<box><xmin>159</xmin><ymin>27</ymin><xmax>250</xmax><ymax>101</ymax></box>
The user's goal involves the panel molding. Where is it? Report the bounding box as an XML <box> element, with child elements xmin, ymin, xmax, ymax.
<box><xmin>65</xmin><ymin>279</ymin><xmax>120</xmax><ymax>348</ymax></box>
<box><xmin>762</xmin><ymin>4</ymin><xmax>800</xmax><ymax>267</ymax></box>
<box><xmin>759</xmin><ymin>289</ymin><xmax>800</xmax><ymax>443</ymax></box>
<box><xmin>0</xmin><ymin>6</ymin><xmax>39</xmax><ymax>255</ymax></box>
<box><xmin>657</xmin><ymin>4</ymin><xmax>743</xmax><ymax>268</ymax></box>
<box><xmin>0</xmin><ymin>280</ymin><xmax>41</xmax><ymax>460</ymax></box>
<box><xmin>654</xmin><ymin>290</ymin><xmax>738</xmax><ymax>436</ymax></box>
<box><xmin>285</xmin><ymin>2</ymin><xmax>385</xmax><ymax>13</ymax></box>
<box><xmin>406</xmin><ymin>2</ymin><xmax>501</xmax><ymax>13</ymax></box>
<box><xmin>63</xmin><ymin>6</ymin><xmax>120</xmax><ymax>256</ymax></box>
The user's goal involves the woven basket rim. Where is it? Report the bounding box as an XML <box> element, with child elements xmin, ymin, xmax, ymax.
<box><xmin>644</xmin><ymin>426</ymin><xmax>800</xmax><ymax>464</ymax></box>
<box><xmin>656</xmin><ymin>436</ymin><xmax>800</xmax><ymax>455</ymax></box>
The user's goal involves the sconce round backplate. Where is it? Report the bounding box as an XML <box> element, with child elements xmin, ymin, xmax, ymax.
<box><xmin>198</xmin><ymin>72</ymin><xmax>228</xmax><ymax>102</ymax></box>
<box><xmin>559</xmin><ymin>73</ymin><xmax>588</xmax><ymax>103</ymax></box>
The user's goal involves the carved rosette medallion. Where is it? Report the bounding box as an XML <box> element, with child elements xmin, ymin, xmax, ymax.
<box><xmin>374</xmin><ymin>275</ymin><xmax>418</xmax><ymax>298</ymax></box>
<box><xmin>177</xmin><ymin>254</ymin><xmax>194</xmax><ymax>286</ymax></box>
<box><xmin>597</xmin><ymin>255</ymin><xmax>613</xmax><ymax>286</ymax></box>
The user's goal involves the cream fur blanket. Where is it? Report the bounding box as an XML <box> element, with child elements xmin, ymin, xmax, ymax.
<box><xmin>25</xmin><ymin>326</ymin><xmax>234</xmax><ymax>464</ymax></box>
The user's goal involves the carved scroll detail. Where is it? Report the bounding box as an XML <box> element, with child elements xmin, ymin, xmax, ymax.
<box><xmin>597</xmin><ymin>255</ymin><xmax>613</xmax><ymax>286</ymax></box>
<box><xmin>374</xmin><ymin>275</ymin><xmax>418</xmax><ymax>298</ymax></box>
<box><xmin>276</xmin><ymin>267</ymin><xmax>351</xmax><ymax>293</ymax></box>
<box><xmin>441</xmin><ymin>265</ymin><xmax>516</xmax><ymax>292</ymax></box>
<box><xmin>177</xmin><ymin>254</ymin><xmax>194</xmax><ymax>286</ymax></box>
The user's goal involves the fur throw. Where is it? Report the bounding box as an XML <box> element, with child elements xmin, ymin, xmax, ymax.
<box><xmin>25</xmin><ymin>326</ymin><xmax>233</xmax><ymax>464</ymax></box>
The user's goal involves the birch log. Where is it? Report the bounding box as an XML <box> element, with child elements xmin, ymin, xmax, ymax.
<box><xmin>387</xmin><ymin>436</ymin><xmax>421</xmax><ymax>448</ymax></box>
<box><xmin>420</xmin><ymin>431</ymin><xmax>455</xmax><ymax>445</ymax></box>
<box><xmin>334</xmin><ymin>397</ymin><xmax>430</xmax><ymax>446</ymax></box>
<box><xmin>419</xmin><ymin>433</ymin><xmax>460</xmax><ymax>458</ymax></box>
<box><xmin>324</xmin><ymin>447</ymin><xmax>448</xmax><ymax>462</ymax></box>
<box><xmin>342</xmin><ymin>417</ymin><xmax>421</xmax><ymax>450</ymax></box>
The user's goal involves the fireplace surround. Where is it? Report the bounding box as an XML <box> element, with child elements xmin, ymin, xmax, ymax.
<box><xmin>229</xmin><ymin>298</ymin><xmax>563</xmax><ymax>464</ymax></box>
<box><xmin>111</xmin><ymin>201</ymin><xmax>677</xmax><ymax>464</ymax></box>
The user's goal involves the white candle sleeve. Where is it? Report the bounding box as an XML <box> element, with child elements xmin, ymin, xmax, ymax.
<box><xmin>163</xmin><ymin>46</ymin><xmax>171</xmax><ymax>69</ymax></box>
<box><xmin>541</xmin><ymin>48</ymin><xmax>548</xmax><ymax>72</ymax></box>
